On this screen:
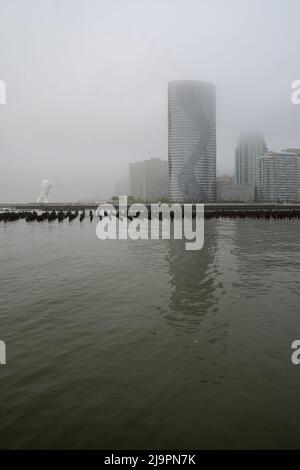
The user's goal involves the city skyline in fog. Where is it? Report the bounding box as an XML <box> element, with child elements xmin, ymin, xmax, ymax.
<box><xmin>1</xmin><ymin>0</ymin><xmax>300</xmax><ymax>201</ymax></box>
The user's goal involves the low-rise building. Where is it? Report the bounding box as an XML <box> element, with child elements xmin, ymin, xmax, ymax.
<box><xmin>217</xmin><ymin>175</ymin><xmax>234</xmax><ymax>185</ymax></box>
<box><xmin>217</xmin><ymin>183</ymin><xmax>255</xmax><ymax>202</ymax></box>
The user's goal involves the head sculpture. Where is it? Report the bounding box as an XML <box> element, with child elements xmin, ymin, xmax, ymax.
<box><xmin>37</xmin><ymin>179</ymin><xmax>52</xmax><ymax>203</ymax></box>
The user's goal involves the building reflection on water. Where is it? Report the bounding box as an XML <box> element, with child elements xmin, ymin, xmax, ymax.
<box><xmin>165</xmin><ymin>222</ymin><xmax>219</xmax><ymax>334</ymax></box>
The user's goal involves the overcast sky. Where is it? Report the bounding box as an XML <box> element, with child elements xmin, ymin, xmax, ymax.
<box><xmin>1</xmin><ymin>0</ymin><xmax>300</xmax><ymax>201</ymax></box>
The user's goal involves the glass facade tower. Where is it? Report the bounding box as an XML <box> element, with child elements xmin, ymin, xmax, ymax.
<box><xmin>168</xmin><ymin>80</ymin><xmax>216</xmax><ymax>203</ymax></box>
<box><xmin>235</xmin><ymin>133</ymin><xmax>268</xmax><ymax>189</ymax></box>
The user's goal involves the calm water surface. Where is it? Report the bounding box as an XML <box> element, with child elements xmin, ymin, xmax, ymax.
<box><xmin>0</xmin><ymin>219</ymin><xmax>300</xmax><ymax>449</ymax></box>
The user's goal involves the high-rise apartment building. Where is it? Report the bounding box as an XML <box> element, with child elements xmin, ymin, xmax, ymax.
<box><xmin>168</xmin><ymin>80</ymin><xmax>216</xmax><ymax>202</ymax></box>
<box><xmin>129</xmin><ymin>158</ymin><xmax>168</xmax><ymax>202</ymax></box>
<box><xmin>259</xmin><ymin>150</ymin><xmax>300</xmax><ymax>202</ymax></box>
<box><xmin>235</xmin><ymin>133</ymin><xmax>268</xmax><ymax>189</ymax></box>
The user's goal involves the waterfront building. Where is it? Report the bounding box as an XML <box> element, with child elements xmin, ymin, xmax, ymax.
<box><xmin>217</xmin><ymin>175</ymin><xmax>234</xmax><ymax>185</ymax></box>
<box><xmin>235</xmin><ymin>133</ymin><xmax>268</xmax><ymax>190</ymax></box>
<box><xmin>129</xmin><ymin>158</ymin><xmax>168</xmax><ymax>202</ymax></box>
<box><xmin>217</xmin><ymin>183</ymin><xmax>255</xmax><ymax>202</ymax></box>
<box><xmin>129</xmin><ymin>161</ymin><xmax>144</xmax><ymax>200</ymax></box>
<box><xmin>259</xmin><ymin>150</ymin><xmax>300</xmax><ymax>203</ymax></box>
<box><xmin>143</xmin><ymin>158</ymin><xmax>168</xmax><ymax>202</ymax></box>
<box><xmin>168</xmin><ymin>80</ymin><xmax>216</xmax><ymax>203</ymax></box>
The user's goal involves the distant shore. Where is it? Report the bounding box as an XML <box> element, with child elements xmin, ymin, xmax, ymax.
<box><xmin>1</xmin><ymin>202</ymin><xmax>300</xmax><ymax>223</ymax></box>
<box><xmin>2</xmin><ymin>202</ymin><xmax>300</xmax><ymax>213</ymax></box>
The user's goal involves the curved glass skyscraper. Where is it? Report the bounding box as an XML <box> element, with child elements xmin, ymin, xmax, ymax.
<box><xmin>168</xmin><ymin>80</ymin><xmax>216</xmax><ymax>203</ymax></box>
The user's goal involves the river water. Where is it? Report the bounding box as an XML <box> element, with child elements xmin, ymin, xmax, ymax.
<box><xmin>0</xmin><ymin>218</ymin><xmax>300</xmax><ymax>449</ymax></box>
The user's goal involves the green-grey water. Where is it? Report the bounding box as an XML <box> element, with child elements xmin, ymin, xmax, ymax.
<box><xmin>0</xmin><ymin>219</ymin><xmax>300</xmax><ymax>449</ymax></box>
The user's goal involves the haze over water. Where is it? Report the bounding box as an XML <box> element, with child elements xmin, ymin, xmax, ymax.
<box><xmin>1</xmin><ymin>0</ymin><xmax>300</xmax><ymax>201</ymax></box>
<box><xmin>0</xmin><ymin>218</ymin><xmax>300</xmax><ymax>449</ymax></box>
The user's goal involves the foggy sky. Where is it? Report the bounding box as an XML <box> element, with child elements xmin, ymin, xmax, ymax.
<box><xmin>1</xmin><ymin>0</ymin><xmax>300</xmax><ymax>201</ymax></box>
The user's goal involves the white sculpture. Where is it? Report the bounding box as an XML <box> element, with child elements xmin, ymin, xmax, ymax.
<box><xmin>0</xmin><ymin>80</ymin><xmax>6</xmax><ymax>105</ymax></box>
<box><xmin>37</xmin><ymin>179</ymin><xmax>52</xmax><ymax>203</ymax></box>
